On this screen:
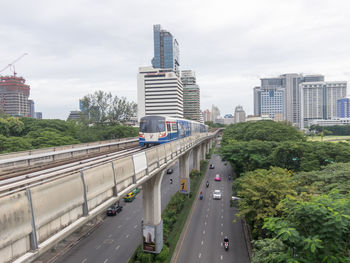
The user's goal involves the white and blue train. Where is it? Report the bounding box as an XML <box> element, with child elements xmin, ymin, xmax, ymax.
<box><xmin>139</xmin><ymin>115</ymin><xmax>208</xmax><ymax>147</ymax></box>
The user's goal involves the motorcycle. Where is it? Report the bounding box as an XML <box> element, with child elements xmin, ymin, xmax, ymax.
<box><xmin>206</xmin><ymin>181</ymin><xmax>209</xmax><ymax>188</ymax></box>
<box><xmin>224</xmin><ymin>241</ymin><xmax>229</xmax><ymax>251</ymax></box>
<box><xmin>199</xmin><ymin>192</ymin><xmax>203</xmax><ymax>200</ymax></box>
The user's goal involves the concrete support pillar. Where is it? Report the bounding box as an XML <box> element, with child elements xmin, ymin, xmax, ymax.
<box><xmin>142</xmin><ymin>170</ymin><xmax>165</xmax><ymax>253</ymax></box>
<box><xmin>201</xmin><ymin>143</ymin><xmax>206</xmax><ymax>160</ymax></box>
<box><xmin>206</xmin><ymin>142</ymin><xmax>210</xmax><ymax>154</ymax></box>
<box><xmin>179</xmin><ymin>150</ymin><xmax>191</xmax><ymax>179</ymax></box>
<box><xmin>193</xmin><ymin>146</ymin><xmax>201</xmax><ymax>171</ymax></box>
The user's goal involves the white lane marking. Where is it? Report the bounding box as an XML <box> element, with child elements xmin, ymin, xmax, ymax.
<box><xmin>221</xmin><ymin>223</ymin><xmax>223</xmax><ymax>227</ymax></box>
<box><xmin>96</xmin><ymin>245</ymin><xmax>101</xmax><ymax>250</ymax></box>
<box><xmin>201</xmin><ymin>240</ymin><xmax>204</xmax><ymax>245</ymax></box>
<box><xmin>115</xmin><ymin>245</ymin><xmax>120</xmax><ymax>250</ymax></box>
<box><xmin>206</xmin><ymin>214</ymin><xmax>208</xmax><ymax>218</ymax></box>
<box><xmin>108</xmin><ymin>234</ymin><xmax>112</xmax><ymax>238</ymax></box>
<box><xmin>205</xmin><ymin>221</ymin><xmax>207</xmax><ymax>226</ymax></box>
<box><xmin>207</xmin><ymin>208</ymin><xmax>210</xmax><ymax>212</ymax></box>
<box><xmin>81</xmin><ymin>259</ymin><xmax>87</xmax><ymax>263</ymax></box>
<box><xmin>221</xmin><ymin>255</ymin><xmax>223</xmax><ymax>260</ymax></box>
<box><xmin>126</xmin><ymin>234</ymin><xmax>130</xmax><ymax>238</ymax></box>
<box><xmin>104</xmin><ymin>259</ymin><xmax>109</xmax><ymax>263</ymax></box>
<box><xmin>222</xmin><ymin>209</ymin><xmax>224</xmax><ymax>213</ymax></box>
<box><xmin>221</xmin><ymin>232</ymin><xmax>223</xmax><ymax>236</ymax></box>
<box><xmin>221</xmin><ymin>215</ymin><xmax>223</xmax><ymax>219</ymax></box>
<box><xmin>203</xmin><ymin>230</ymin><xmax>206</xmax><ymax>234</ymax></box>
<box><xmin>221</xmin><ymin>242</ymin><xmax>223</xmax><ymax>246</ymax></box>
<box><xmin>118</xmin><ymin>225</ymin><xmax>122</xmax><ymax>229</ymax></box>
<box><xmin>198</xmin><ymin>253</ymin><xmax>202</xmax><ymax>258</ymax></box>
<box><xmin>134</xmin><ymin>225</ymin><xmax>138</xmax><ymax>229</ymax></box>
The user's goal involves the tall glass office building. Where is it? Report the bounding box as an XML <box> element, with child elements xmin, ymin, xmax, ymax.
<box><xmin>151</xmin><ymin>24</ymin><xmax>180</xmax><ymax>74</ymax></box>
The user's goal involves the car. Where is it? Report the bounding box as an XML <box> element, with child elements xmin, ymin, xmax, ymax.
<box><xmin>106</xmin><ymin>204</ymin><xmax>123</xmax><ymax>216</ymax></box>
<box><xmin>213</xmin><ymin>190</ymin><xmax>222</xmax><ymax>200</ymax></box>
<box><xmin>167</xmin><ymin>168</ymin><xmax>173</xmax><ymax>174</ymax></box>
<box><xmin>214</xmin><ymin>174</ymin><xmax>221</xmax><ymax>181</ymax></box>
<box><xmin>132</xmin><ymin>188</ymin><xmax>140</xmax><ymax>195</ymax></box>
<box><xmin>209</xmin><ymin>164</ymin><xmax>215</xmax><ymax>169</ymax></box>
<box><xmin>124</xmin><ymin>192</ymin><xmax>136</xmax><ymax>202</ymax></box>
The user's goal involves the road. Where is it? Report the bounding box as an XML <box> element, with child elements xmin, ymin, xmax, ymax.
<box><xmin>52</xmin><ymin>158</ymin><xmax>192</xmax><ymax>263</ymax></box>
<box><xmin>173</xmin><ymin>153</ymin><xmax>250</xmax><ymax>263</ymax></box>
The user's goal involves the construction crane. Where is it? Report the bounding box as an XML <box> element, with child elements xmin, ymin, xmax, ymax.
<box><xmin>0</xmin><ymin>53</ymin><xmax>28</xmax><ymax>76</ymax></box>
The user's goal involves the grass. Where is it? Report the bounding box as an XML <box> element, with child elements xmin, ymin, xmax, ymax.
<box><xmin>307</xmin><ymin>135</ymin><xmax>350</xmax><ymax>142</ymax></box>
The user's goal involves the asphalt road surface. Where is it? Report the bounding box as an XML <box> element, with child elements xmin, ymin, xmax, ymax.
<box><xmin>173</xmin><ymin>153</ymin><xmax>250</xmax><ymax>263</ymax></box>
<box><xmin>53</xmin><ymin>159</ymin><xmax>191</xmax><ymax>263</ymax></box>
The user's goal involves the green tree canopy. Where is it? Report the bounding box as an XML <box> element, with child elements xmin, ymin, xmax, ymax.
<box><xmin>222</xmin><ymin>120</ymin><xmax>305</xmax><ymax>144</ymax></box>
<box><xmin>256</xmin><ymin>191</ymin><xmax>350</xmax><ymax>263</ymax></box>
<box><xmin>234</xmin><ymin>167</ymin><xmax>297</xmax><ymax>238</ymax></box>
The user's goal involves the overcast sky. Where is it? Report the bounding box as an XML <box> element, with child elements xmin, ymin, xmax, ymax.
<box><xmin>1</xmin><ymin>0</ymin><xmax>350</xmax><ymax>119</ymax></box>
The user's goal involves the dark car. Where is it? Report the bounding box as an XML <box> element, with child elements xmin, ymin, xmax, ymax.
<box><xmin>167</xmin><ymin>168</ymin><xmax>173</xmax><ymax>174</ymax></box>
<box><xmin>107</xmin><ymin>204</ymin><xmax>123</xmax><ymax>216</ymax></box>
<box><xmin>209</xmin><ymin>164</ymin><xmax>215</xmax><ymax>169</ymax></box>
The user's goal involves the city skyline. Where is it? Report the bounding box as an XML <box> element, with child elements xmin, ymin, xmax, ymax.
<box><xmin>1</xmin><ymin>0</ymin><xmax>350</xmax><ymax>119</ymax></box>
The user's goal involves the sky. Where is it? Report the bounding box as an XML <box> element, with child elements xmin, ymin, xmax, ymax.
<box><xmin>1</xmin><ymin>0</ymin><xmax>350</xmax><ymax>119</ymax></box>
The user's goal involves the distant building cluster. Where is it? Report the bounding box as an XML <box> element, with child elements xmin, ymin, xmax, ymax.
<box><xmin>137</xmin><ymin>24</ymin><xmax>201</xmax><ymax>122</ymax></box>
<box><xmin>253</xmin><ymin>74</ymin><xmax>348</xmax><ymax>128</ymax></box>
<box><xmin>0</xmin><ymin>75</ymin><xmax>42</xmax><ymax>119</ymax></box>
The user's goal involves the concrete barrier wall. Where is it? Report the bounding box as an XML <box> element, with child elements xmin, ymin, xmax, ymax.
<box><xmin>114</xmin><ymin>156</ymin><xmax>135</xmax><ymax>193</ymax></box>
<box><xmin>84</xmin><ymin>164</ymin><xmax>115</xmax><ymax>210</ymax></box>
<box><xmin>145</xmin><ymin>148</ymin><xmax>159</xmax><ymax>173</ymax></box>
<box><xmin>31</xmin><ymin>173</ymin><xmax>84</xmax><ymax>243</ymax></box>
<box><xmin>157</xmin><ymin>146</ymin><xmax>166</xmax><ymax>166</ymax></box>
<box><xmin>0</xmin><ymin>191</ymin><xmax>32</xmax><ymax>262</ymax></box>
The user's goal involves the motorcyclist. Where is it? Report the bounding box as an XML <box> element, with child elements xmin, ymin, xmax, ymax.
<box><xmin>206</xmin><ymin>180</ymin><xmax>209</xmax><ymax>187</ymax></box>
<box><xmin>170</xmin><ymin>178</ymin><xmax>173</xmax><ymax>184</ymax></box>
<box><xmin>224</xmin><ymin>236</ymin><xmax>229</xmax><ymax>250</ymax></box>
<box><xmin>200</xmin><ymin>191</ymin><xmax>203</xmax><ymax>200</ymax></box>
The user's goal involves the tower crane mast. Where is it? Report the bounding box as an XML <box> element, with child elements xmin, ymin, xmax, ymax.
<box><xmin>0</xmin><ymin>53</ymin><xmax>28</xmax><ymax>76</ymax></box>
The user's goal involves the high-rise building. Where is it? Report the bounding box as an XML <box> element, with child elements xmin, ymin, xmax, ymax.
<box><xmin>259</xmin><ymin>77</ymin><xmax>285</xmax><ymax>119</ymax></box>
<box><xmin>0</xmin><ymin>75</ymin><xmax>31</xmax><ymax>117</ymax></box>
<box><xmin>337</xmin><ymin>97</ymin><xmax>350</xmax><ymax>118</ymax></box>
<box><xmin>28</xmin><ymin>99</ymin><xmax>35</xmax><ymax>118</ymax></box>
<box><xmin>253</xmin><ymin>86</ymin><xmax>261</xmax><ymax>116</ymax></box>
<box><xmin>181</xmin><ymin>70</ymin><xmax>200</xmax><ymax>121</ymax></box>
<box><xmin>137</xmin><ymin>67</ymin><xmax>183</xmax><ymax>120</ymax></box>
<box><xmin>151</xmin><ymin>24</ymin><xmax>180</xmax><ymax>74</ymax></box>
<box><xmin>234</xmin><ymin>105</ymin><xmax>246</xmax><ymax>123</ymax></box>
<box><xmin>211</xmin><ymin>105</ymin><xmax>220</xmax><ymax>121</ymax></box>
<box><xmin>300</xmin><ymin>81</ymin><xmax>347</xmax><ymax>128</ymax></box>
<box><xmin>35</xmin><ymin>112</ymin><xmax>42</xmax><ymax>119</ymax></box>
<box><xmin>203</xmin><ymin>109</ymin><xmax>211</xmax><ymax>122</ymax></box>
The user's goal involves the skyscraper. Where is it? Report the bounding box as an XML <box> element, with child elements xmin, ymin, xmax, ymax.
<box><xmin>234</xmin><ymin>105</ymin><xmax>246</xmax><ymax>123</ymax></box>
<box><xmin>300</xmin><ymin>81</ymin><xmax>347</xmax><ymax>128</ymax></box>
<box><xmin>151</xmin><ymin>24</ymin><xmax>180</xmax><ymax>74</ymax></box>
<box><xmin>0</xmin><ymin>75</ymin><xmax>31</xmax><ymax>117</ymax></box>
<box><xmin>337</xmin><ymin>97</ymin><xmax>350</xmax><ymax>118</ymax></box>
<box><xmin>181</xmin><ymin>70</ymin><xmax>200</xmax><ymax>121</ymax></box>
<box><xmin>137</xmin><ymin>67</ymin><xmax>183</xmax><ymax>120</ymax></box>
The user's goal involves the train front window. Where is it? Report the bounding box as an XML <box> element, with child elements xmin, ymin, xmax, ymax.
<box><xmin>139</xmin><ymin>116</ymin><xmax>165</xmax><ymax>133</ymax></box>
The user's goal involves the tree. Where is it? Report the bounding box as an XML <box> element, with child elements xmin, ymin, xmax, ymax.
<box><xmin>257</xmin><ymin>191</ymin><xmax>350</xmax><ymax>263</ymax></box>
<box><xmin>80</xmin><ymin>90</ymin><xmax>137</xmax><ymax>124</ymax></box>
<box><xmin>234</xmin><ymin>167</ymin><xmax>297</xmax><ymax>238</ymax></box>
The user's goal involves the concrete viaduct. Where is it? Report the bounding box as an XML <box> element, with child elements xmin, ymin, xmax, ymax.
<box><xmin>0</xmin><ymin>130</ymin><xmax>220</xmax><ymax>263</ymax></box>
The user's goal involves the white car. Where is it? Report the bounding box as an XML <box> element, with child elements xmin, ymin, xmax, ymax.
<box><xmin>213</xmin><ymin>190</ymin><xmax>222</xmax><ymax>200</ymax></box>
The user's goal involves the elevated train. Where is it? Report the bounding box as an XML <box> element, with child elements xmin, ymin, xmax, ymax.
<box><xmin>139</xmin><ymin>115</ymin><xmax>208</xmax><ymax>147</ymax></box>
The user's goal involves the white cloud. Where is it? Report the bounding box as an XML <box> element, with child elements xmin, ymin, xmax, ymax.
<box><xmin>1</xmin><ymin>0</ymin><xmax>350</xmax><ymax>119</ymax></box>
